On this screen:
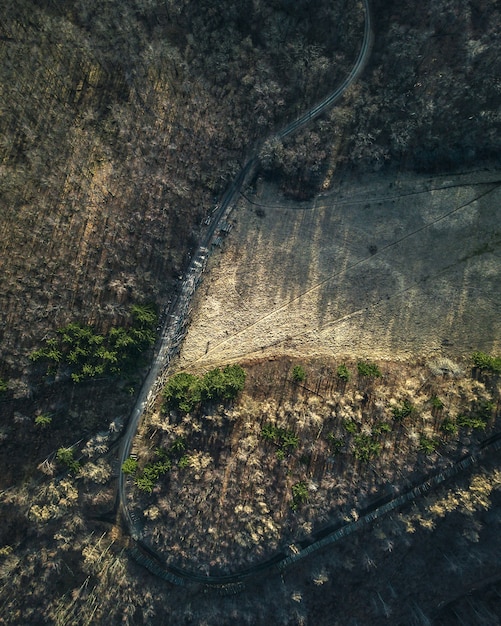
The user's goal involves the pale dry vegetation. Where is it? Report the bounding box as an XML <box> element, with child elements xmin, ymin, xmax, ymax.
<box><xmin>127</xmin><ymin>356</ymin><xmax>500</xmax><ymax>575</ymax></box>
<box><xmin>0</xmin><ymin>355</ymin><xmax>499</xmax><ymax>626</ymax></box>
<box><xmin>0</xmin><ymin>0</ymin><xmax>362</xmax><ymax>490</ymax></box>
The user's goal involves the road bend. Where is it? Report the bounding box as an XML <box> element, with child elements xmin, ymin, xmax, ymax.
<box><xmin>118</xmin><ymin>0</ymin><xmax>374</xmax><ymax>578</ymax></box>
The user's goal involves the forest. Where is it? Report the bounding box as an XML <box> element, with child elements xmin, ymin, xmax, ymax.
<box><xmin>0</xmin><ymin>0</ymin><xmax>500</xmax><ymax>624</ymax></box>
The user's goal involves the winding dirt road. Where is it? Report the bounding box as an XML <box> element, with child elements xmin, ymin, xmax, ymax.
<box><xmin>117</xmin><ymin>0</ymin><xmax>379</xmax><ymax>582</ymax></box>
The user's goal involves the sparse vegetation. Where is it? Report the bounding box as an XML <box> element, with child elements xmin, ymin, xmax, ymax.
<box><xmin>127</xmin><ymin>355</ymin><xmax>499</xmax><ymax>580</ymax></box>
<box><xmin>29</xmin><ymin>304</ymin><xmax>158</xmax><ymax>383</ymax></box>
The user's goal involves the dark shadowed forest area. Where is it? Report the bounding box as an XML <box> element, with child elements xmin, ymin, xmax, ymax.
<box><xmin>0</xmin><ymin>0</ymin><xmax>500</xmax><ymax>624</ymax></box>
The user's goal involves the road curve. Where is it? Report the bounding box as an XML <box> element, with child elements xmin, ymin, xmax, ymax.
<box><xmin>128</xmin><ymin>430</ymin><xmax>501</xmax><ymax>588</ymax></box>
<box><xmin>118</xmin><ymin>0</ymin><xmax>373</xmax><ymax>579</ymax></box>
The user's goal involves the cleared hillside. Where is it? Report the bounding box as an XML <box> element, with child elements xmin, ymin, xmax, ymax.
<box><xmin>179</xmin><ymin>168</ymin><xmax>501</xmax><ymax>370</ymax></box>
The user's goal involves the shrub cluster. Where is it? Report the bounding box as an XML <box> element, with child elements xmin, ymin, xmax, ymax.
<box><xmin>123</xmin><ymin>439</ymin><xmax>188</xmax><ymax>493</ymax></box>
<box><xmin>357</xmin><ymin>361</ymin><xmax>382</xmax><ymax>378</ymax></box>
<box><xmin>336</xmin><ymin>364</ymin><xmax>351</xmax><ymax>381</ymax></box>
<box><xmin>163</xmin><ymin>365</ymin><xmax>246</xmax><ymax>413</ymax></box>
<box><xmin>471</xmin><ymin>351</ymin><xmax>501</xmax><ymax>373</ymax></box>
<box><xmin>29</xmin><ymin>304</ymin><xmax>157</xmax><ymax>383</ymax></box>
<box><xmin>291</xmin><ymin>365</ymin><xmax>306</xmax><ymax>382</ymax></box>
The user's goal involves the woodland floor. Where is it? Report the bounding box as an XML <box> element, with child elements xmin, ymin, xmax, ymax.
<box><xmin>130</xmin><ymin>355</ymin><xmax>500</xmax><ymax>578</ymax></box>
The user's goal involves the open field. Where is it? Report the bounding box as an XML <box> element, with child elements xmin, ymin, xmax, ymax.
<box><xmin>179</xmin><ymin>167</ymin><xmax>501</xmax><ymax>370</ymax></box>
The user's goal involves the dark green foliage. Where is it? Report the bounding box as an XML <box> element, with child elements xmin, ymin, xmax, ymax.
<box><xmin>430</xmin><ymin>396</ymin><xmax>444</xmax><ymax>409</ymax></box>
<box><xmin>121</xmin><ymin>457</ymin><xmax>139</xmax><ymax>475</ymax></box>
<box><xmin>260</xmin><ymin>423</ymin><xmax>300</xmax><ymax>456</ymax></box>
<box><xmin>0</xmin><ymin>378</ymin><xmax>8</xmax><ymax>393</ymax></box>
<box><xmin>29</xmin><ymin>338</ymin><xmax>62</xmax><ymax>364</ymax></box>
<box><xmin>201</xmin><ymin>367</ymin><xmax>228</xmax><ymax>400</ymax></box>
<box><xmin>291</xmin><ymin>481</ymin><xmax>309</xmax><ymax>510</ymax></box>
<box><xmin>456</xmin><ymin>401</ymin><xmax>494</xmax><ymax>431</ymax></box>
<box><xmin>391</xmin><ymin>400</ymin><xmax>415</xmax><ymax>422</ymax></box>
<box><xmin>163</xmin><ymin>365</ymin><xmax>246</xmax><ymax>413</ymax></box>
<box><xmin>456</xmin><ymin>414</ymin><xmax>486</xmax><ymax>430</ymax></box>
<box><xmin>353</xmin><ymin>434</ymin><xmax>382</xmax><ymax>462</ymax></box>
<box><xmin>178</xmin><ymin>455</ymin><xmax>191</xmax><ymax>469</ymax></box>
<box><xmin>471</xmin><ymin>351</ymin><xmax>501</xmax><ymax>373</ymax></box>
<box><xmin>419</xmin><ymin>436</ymin><xmax>439</xmax><ymax>454</ymax></box>
<box><xmin>34</xmin><ymin>414</ymin><xmax>52</xmax><ymax>428</ymax></box>
<box><xmin>357</xmin><ymin>361</ymin><xmax>382</xmax><ymax>378</ymax></box>
<box><xmin>282</xmin><ymin>432</ymin><xmax>300</xmax><ymax>450</ymax></box>
<box><xmin>131</xmin><ymin>304</ymin><xmax>157</xmax><ymax>331</ymax></box>
<box><xmin>133</xmin><ymin>453</ymin><xmax>172</xmax><ymax>493</ymax></box>
<box><xmin>336</xmin><ymin>364</ymin><xmax>351</xmax><ymax>381</ymax></box>
<box><xmin>372</xmin><ymin>421</ymin><xmax>391</xmax><ymax>435</ymax></box>
<box><xmin>440</xmin><ymin>417</ymin><xmax>458</xmax><ymax>435</ymax></box>
<box><xmin>292</xmin><ymin>365</ymin><xmax>306</xmax><ymax>382</ymax></box>
<box><xmin>261</xmin><ymin>423</ymin><xmax>279</xmax><ymax>441</ymax></box>
<box><xmin>29</xmin><ymin>304</ymin><xmax>158</xmax><ymax>383</ymax></box>
<box><xmin>326</xmin><ymin>433</ymin><xmax>344</xmax><ymax>454</ymax></box>
<box><xmin>343</xmin><ymin>419</ymin><xmax>358</xmax><ymax>434</ymax></box>
<box><xmin>169</xmin><ymin>439</ymin><xmax>186</xmax><ymax>454</ymax></box>
<box><xmin>202</xmin><ymin>364</ymin><xmax>246</xmax><ymax>401</ymax></box>
<box><xmin>134</xmin><ymin>476</ymin><xmax>155</xmax><ymax>493</ymax></box>
<box><xmin>142</xmin><ymin>460</ymin><xmax>171</xmax><ymax>481</ymax></box>
<box><xmin>163</xmin><ymin>372</ymin><xmax>202</xmax><ymax>413</ymax></box>
<box><xmin>56</xmin><ymin>447</ymin><xmax>80</xmax><ymax>473</ymax></box>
